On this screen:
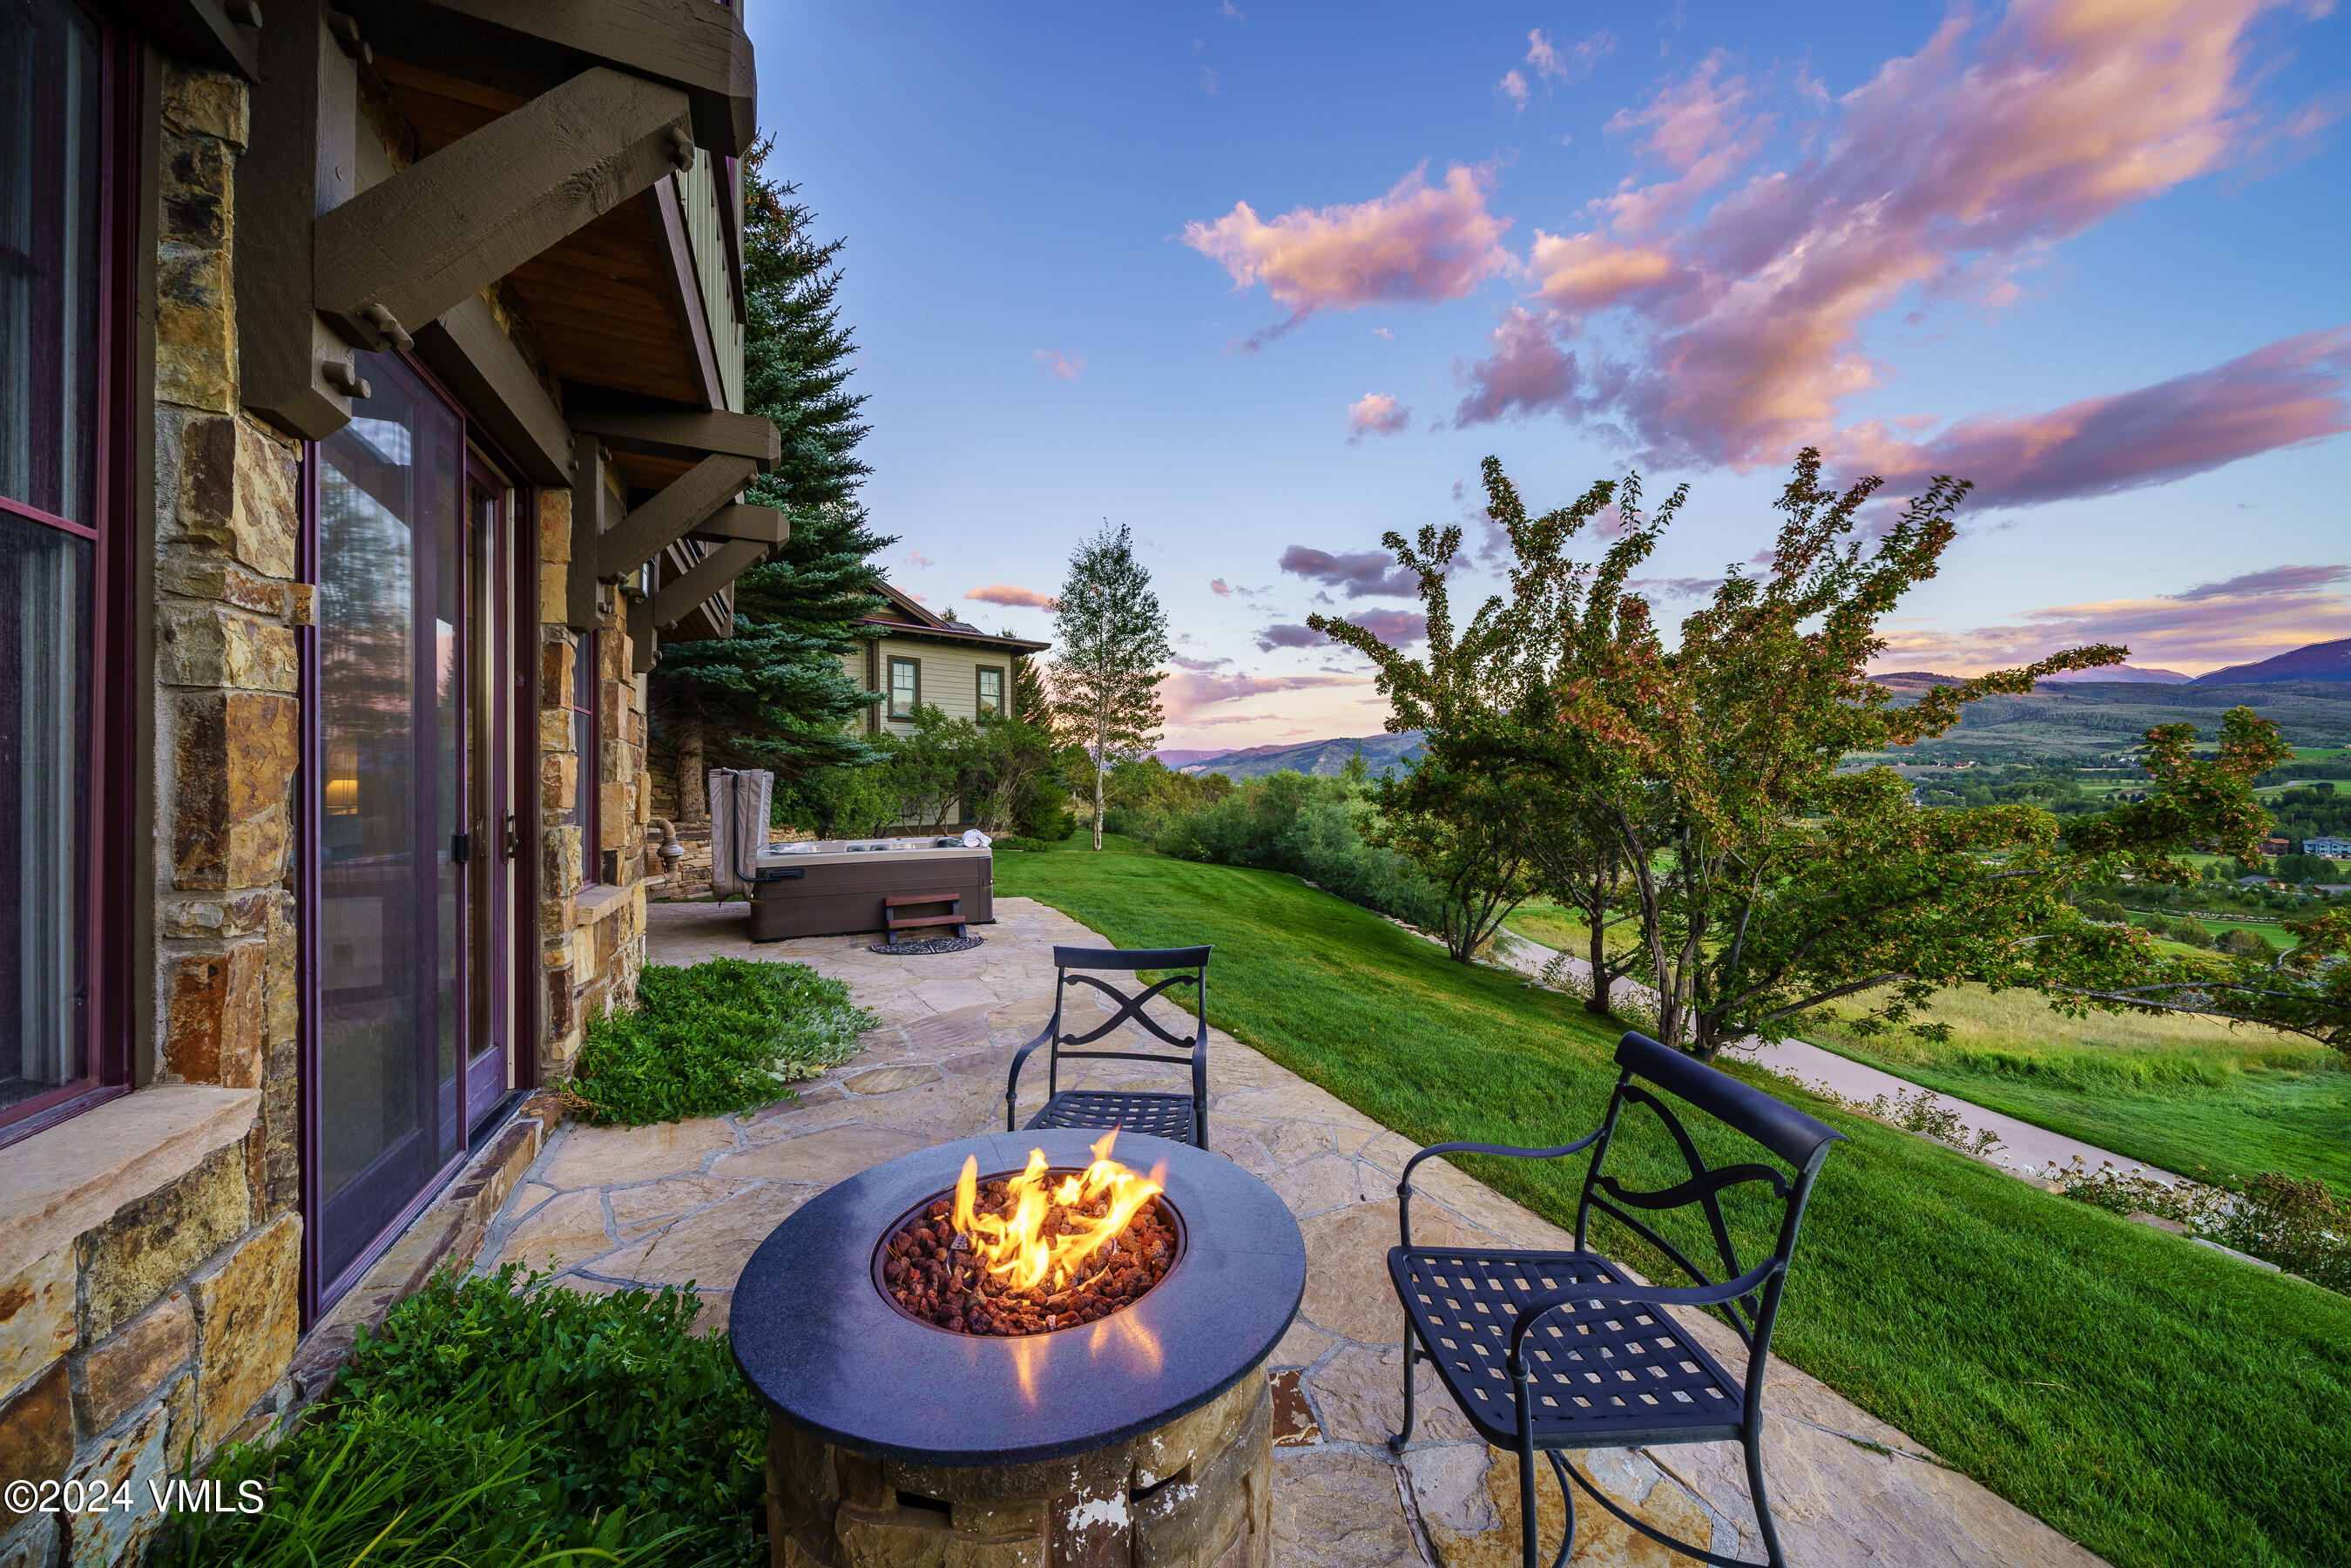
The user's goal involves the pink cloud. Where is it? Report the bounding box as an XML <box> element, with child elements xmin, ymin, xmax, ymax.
<box><xmin>966</xmin><ymin>583</ymin><xmax>1057</xmax><ymax>609</ymax></box>
<box><xmin>1162</xmin><ymin>671</ymin><xmax>1368</xmax><ymax>718</ymax></box>
<box><xmin>1456</xmin><ymin>0</ymin><xmax>2343</xmax><ymax>504</ymax></box>
<box><xmin>903</xmin><ymin>550</ymin><xmax>935</xmax><ymax>568</ymax></box>
<box><xmin>1278</xmin><ymin>544</ymin><xmax>1416</xmax><ymax>598</ymax></box>
<box><xmin>1453</xmin><ymin>308</ymin><xmax>1581</xmax><ymax>426</ymax></box>
<box><xmin>1184</xmin><ymin>165</ymin><xmax>1515</xmax><ymax>345</ymax></box>
<box><xmin>1878</xmin><ymin>562</ymin><xmax>2351</xmax><ymax>675</ymax></box>
<box><xmin>1528</xmin><ymin>28</ymin><xmax>1613</xmax><ymax>85</ymax></box>
<box><xmin>1497</xmin><ymin>70</ymin><xmax>1530</xmax><ymax>108</ymax></box>
<box><xmin>1209</xmin><ymin>578</ymin><xmax>1232</xmax><ymax>597</ymax></box>
<box><xmin>1841</xmin><ymin>328</ymin><xmax>2351</xmax><ymax>504</ymax></box>
<box><xmin>1346</xmin><ymin>392</ymin><xmax>1412</xmax><ymax>441</ymax></box>
<box><xmin>1033</xmin><ymin>349</ymin><xmax>1084</xmax><ymax>380</ymax></box>
<box><xmin>1253</xmin><ymin>609</ymin><xmax>1428</xmax><ymax>651</ymax></box>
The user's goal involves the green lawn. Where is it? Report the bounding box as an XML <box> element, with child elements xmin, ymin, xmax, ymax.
<box><xmin>997</xmin><ymin>838</ymin><xmax>2351</xmax><ymax>1568</ymax></box>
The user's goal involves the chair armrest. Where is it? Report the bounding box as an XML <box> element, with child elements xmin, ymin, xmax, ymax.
<box><xmin>1397</xmin><ymin>1134</ymin><xmax>1603</xmax><ymax>1248</ymax></box>
<box><xmin>1504</xmin><ymin>1258</ymin><xmax>1781</xmax><ymax>1366</ymax></box>
<box><xmin>1004</xmin><ymin>1028</ymin><xmax>1052</xmax><ymax>1132</ymax></box>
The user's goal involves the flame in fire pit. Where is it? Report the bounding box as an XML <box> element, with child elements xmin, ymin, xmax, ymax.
<box><xmin>953</xmin><ymin>1132</ymin><xmax>1167</xmax><ymax>1294</ymax></box>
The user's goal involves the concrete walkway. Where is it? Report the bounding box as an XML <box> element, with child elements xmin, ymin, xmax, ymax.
<box><xmin>478</xmin><ymin>897</ymin><xmax>2109</xmax><ymax>1568</ymax></box>
<box><xmin>1494</xmin><ymin>933</ymin><xmax>2180</xmax><ymax>1185</ymax></box>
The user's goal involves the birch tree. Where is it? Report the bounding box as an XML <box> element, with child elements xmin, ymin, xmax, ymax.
<box><xmin>1051</xmin><ymin>523</ymin><xmax>1172</xmax><ymax>850</ymax></box>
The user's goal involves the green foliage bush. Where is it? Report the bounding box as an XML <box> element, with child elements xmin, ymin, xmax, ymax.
<box><xmin>571</xmin><ymin>957</ymin><xmax>875</xmax><ymax>1125</ymax></box>
<box><xmin>167</xmin><ymin>1268</ymin><xmax>763</xmax><ymax>1566</ymax></box>
<box><xmin>2055</xmin><ymin>1160</ymin><xmax>2351</xmax><ymax>1296</ymax></box>
<box><xmin>1146</xmin><ymin>769</ymin><xmax>1448</xmax><ymax>930</ymax></box>
<box><xmin>2076</xmin><ymin>896</ymin><xmax>2128</xmax><ymax>923</ymax></box>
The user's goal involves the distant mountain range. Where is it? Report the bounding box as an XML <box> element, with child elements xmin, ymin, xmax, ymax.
<box><xmin>1150</xmin><ymin>748</ymin><xmax>1234</xmax><ymax>768</ymax></box>
<box><xmin>1172</xmin><ymin>732</ymin><xmax>1427</xmax><ymax>781</ymax></box>
<box><xmin>2041</xmin><ymin>665</ymin><xmax>2192</xmax><ymax>684</ymax></box>
<box><xmin>2192</xmin><ymin>638</ymin><xmax>2351</xmax><ymax>685</ymax></box>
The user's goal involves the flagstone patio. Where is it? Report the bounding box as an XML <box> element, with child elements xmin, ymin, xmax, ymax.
<box><xmin>476</xmin><ymin>896</ymin><xmax>2109</xmax><ymax>1568</ymax></box>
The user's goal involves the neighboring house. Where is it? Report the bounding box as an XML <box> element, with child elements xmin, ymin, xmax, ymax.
<box><xmin>1</xmin><ymin>5</ymin><xmax>775</xmax><ymax>1561</ymax></box>
<box><xmin>2260</xmin><ymin>836</ymin><xmax>2294</xmax><ymax>856</ymax></box>
<box><xmin>2306</xmin><ymin>836</ymin><xmax>2351</xmax><ymax>858</ymax></box>
<box><xmin>847</xmin><ymin>584</ymin><xmax>1051</xmax><ymax>735</ymax></box>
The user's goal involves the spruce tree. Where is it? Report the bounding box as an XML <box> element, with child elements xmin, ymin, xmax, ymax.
<box><xmin>652</xmin><ymin>144</ymin><xmax>889</xmax><ymax>821</ymax></box>
<box><xmin>1050</xmin><ymin>523</ymin><xmax>1172</xmax><ymax>849</ymax></box>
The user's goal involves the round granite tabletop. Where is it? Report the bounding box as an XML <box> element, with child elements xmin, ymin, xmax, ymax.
<box><xmin>731</xmin><ymin>1128</ymin><xmax>1307</xmax><ymax>1465</ymax></box>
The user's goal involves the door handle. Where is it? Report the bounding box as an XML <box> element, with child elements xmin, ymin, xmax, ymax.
<box><xmin>502</xmin><ymin>813</ymin><xmax>519</xmax><ymax>862</ymax></box>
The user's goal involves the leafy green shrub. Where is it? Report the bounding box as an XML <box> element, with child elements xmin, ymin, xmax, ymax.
<box><xmin>1155</xmin><ymin>771</ymin><xmax>1447</xmax><ymax>929</ymax></box>
<box><xmin>166</xmin><ymin>1269</ymin><xmax>763</xmax><ymax>1566</ymax></box>
<box><xmin>2218</xmin><ymin>927</ymin><xmax>2271</xmax><ymax>956</ymax></box>
<box><xmin>2170</xmin><ymin>916</ymin><xmax>2211</xmax><ymax>948</ymax></box>
<box><xmin>571</xmin><ymin>957</ymin><xmax>875</xmax><ymax>1125</ymax></box>
<box><xmin>994</xmin><ymin>835</ymin><xmax>1046</xmax><ymax>852</ymax></box>
<box><xmin>2075</xmin><ymin>896</ymin><xmax>2127</xmax><ymax>923</ymax></box>
<box><xmin>2210</xmin><ymin>1173</ymin><xmax>2351</xmax><ymax>1294</ymax></box>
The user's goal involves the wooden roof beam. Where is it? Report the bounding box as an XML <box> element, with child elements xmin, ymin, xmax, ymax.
<box><xmin>653</xmin><ymin>540</ymin><xmax>767</xmax><ymax>628</ymax></box>
<box><xmin>595</xmin><ymin>453</ymin><xmax>759</xmax><ymax>580</ymax></box>
<box><xmin>314</xmin><ymin>66</ymin><xmax>693</xmax><ymax>356</ymax></box>
<box><xmin>338</xmin><ymin>0</ymin><xmax>757</xmax><ymax>157</ymax></box>
<box><xmin>569</xmin><ymin>408</ymin><xmax>780</xmax><ymax>472</ymax></box>
<box><xmin>687</xmin><ymin>504</ymin><xmax>790</xmax><ymax>547</ymax></box>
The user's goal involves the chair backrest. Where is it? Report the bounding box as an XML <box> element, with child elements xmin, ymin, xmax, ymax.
<box><xmin>1577</xmin><ymin>1031</ymin><xmax>1843</xmax><ymax>1359</ymax></box>
<box><xmin>1045</xmin><ymin>945</ymin><xmax>1213</xmax><ymax>1068</ymax></box>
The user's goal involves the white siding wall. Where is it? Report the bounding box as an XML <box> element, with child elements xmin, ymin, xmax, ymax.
<box><xmin>838</xmin><ymin>638</ymin><xmax>1021</xmax><ymax>733</ymax></box>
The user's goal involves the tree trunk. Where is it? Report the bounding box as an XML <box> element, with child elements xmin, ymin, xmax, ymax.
<box><xmin>1585</xmin><ymin>908</ymin><xmax>1613</xmax><ymax>1015</ymax></box>
<box><xmin>1091</xmin><ymin>711</ymin><xmax>1106</xmax><ymax>851</ymax></box>
<box><xmin>677</xmin><ymin>706</ymin><xmax>707</xmax><ymax>828</ymax></box>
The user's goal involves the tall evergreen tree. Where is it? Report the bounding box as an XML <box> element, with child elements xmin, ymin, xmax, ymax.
<box><xmin>1050</xmin><ymin>523</ymin><xmax>1172</xmax><ymax>850</ymax></box>
<box><xmin>652</xmin><ymin>144</ymin><xmax>889</xmax><ymax>819</ymax></box>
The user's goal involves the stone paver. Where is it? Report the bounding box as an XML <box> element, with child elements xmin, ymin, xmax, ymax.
<box><xmin>478</xmin><ymin>896</ymin><xmax>2110</xmax><ymax>1568</ymax></box>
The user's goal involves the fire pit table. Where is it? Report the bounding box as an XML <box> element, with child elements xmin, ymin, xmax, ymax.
<box><xmin>734</xmin><ymin>1129</ymin><xmax>1307</xmax><ymax>1568</ymax></box>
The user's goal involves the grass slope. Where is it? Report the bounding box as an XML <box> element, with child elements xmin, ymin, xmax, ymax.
<box><xmin>999</xmin><ymin>840</ymin><xmax>2351</xmax><ymax>1568</ymax></box>
<box><xmin>1500</xmin><ymin>908</ymin><xmax>2351</xmax><ymax>1192</ymax></box>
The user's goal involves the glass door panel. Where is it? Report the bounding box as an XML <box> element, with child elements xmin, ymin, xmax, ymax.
<box><xmin>314</xmin><ymin>353</ymin><xmax>463</xmax><ymax>1290</ymax></box>
<box><xmin>463</xmin><ymin>474</ymin><xmax>510</xmax><ymax>1127</ymax></box>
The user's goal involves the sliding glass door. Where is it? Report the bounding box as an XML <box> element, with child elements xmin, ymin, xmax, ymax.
<box><xmin>310</xmin><ymin>352</ymin><xmax>516</xmax><ymax>1298</ymax></box>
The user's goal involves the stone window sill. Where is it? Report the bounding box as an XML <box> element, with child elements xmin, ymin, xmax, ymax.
<box><xmin>0</xmin><ymin>1084</ymin><xmax>260</xmax><ymax>1285</ymax></box>
<box><xmin>574</xmin><ymin>882</ymin><xmax>635</xmax><ymax>927</ymax></box>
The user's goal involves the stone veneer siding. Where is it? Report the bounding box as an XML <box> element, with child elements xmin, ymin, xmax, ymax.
<box><xmin>0</xmin><ymin>51</ymin><xmax>659</xmax><ymax>1567</ymax></box>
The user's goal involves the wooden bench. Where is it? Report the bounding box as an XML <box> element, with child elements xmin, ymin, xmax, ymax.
<box><xmin>884</xmin><ymin>891</ymin><xmax>967</xmax><ymax>942</ymax></box>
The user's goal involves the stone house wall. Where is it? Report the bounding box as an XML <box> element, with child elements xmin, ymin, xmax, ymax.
<box><xmin>0</xmin><ymin>46</ymin><xmax>664</xmax><ymax>1566</ymax></box>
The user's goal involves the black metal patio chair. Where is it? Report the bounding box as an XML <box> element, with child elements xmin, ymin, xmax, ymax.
<box><xmin>1004</xmin><ymin>945</ymin><xmax>1214</xmax><ymax>1150</ymax></box>
<box><xmin>1388</xmin><ymin>1031</ymin><xmax>1845</xmax><ymax>1568</ymax></box>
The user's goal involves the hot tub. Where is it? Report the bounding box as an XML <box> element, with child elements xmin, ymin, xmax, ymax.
<box><xmin>707</xmin><ymin>770</ymin><xmax>994</xmax><ymax>942</ymax></box>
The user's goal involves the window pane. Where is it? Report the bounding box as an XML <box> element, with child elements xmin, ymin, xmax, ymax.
<box><xmin>0</xmin><ymin>510</ymin><xmax>91</xmax><ymax>1114</ymax></box>
<box><xmin>890</xmin><ymin>659</ymin><xmax>916</xmax><ymax>715</ymax></box>
<box><xmin>977</xmin><ymin>668</ymin><xmax>1003</xmax><ymax>715</ymax></box>
<box><xmin>0</xmin><ymin>0</ymin><xmax>102</xmax><ymax>528</ymax></box>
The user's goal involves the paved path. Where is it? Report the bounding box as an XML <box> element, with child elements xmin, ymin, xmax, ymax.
<box><xmin>1494</xmin><ymin>933</ymin><xmax>2180</xmax><ymax>1185</ymax></box>
<box><xmin>478</xmin><ymin>897</ymin><xmax>2109</xmax><ymax>1568</ymax></box>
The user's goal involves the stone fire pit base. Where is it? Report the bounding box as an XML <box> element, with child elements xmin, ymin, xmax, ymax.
<box><xmin>767</xmin><ymin>1372</ymin><xmax>1273</xmax><ymax>1568</ymax></box>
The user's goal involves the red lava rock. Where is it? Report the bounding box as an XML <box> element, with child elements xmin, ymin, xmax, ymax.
<box><xmin>882</xmin><ymin>1187</ymin><xmax>1177</xmax><ymax>1337</ymax></box>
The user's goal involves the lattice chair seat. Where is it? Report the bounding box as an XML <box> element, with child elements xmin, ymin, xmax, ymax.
<box><xmin>1383</xmin><ymin>1031</ymin><xmax>1847</xmax><ymax>1568</ymax></box>
<box><xmin>1390</xmin><ymin>1246</ymin><xmax>1743</xmax><ymax>1450</ymax></box>
<box><xmin>1006</xmin><ymin>946</ymin><xmax>1215</xmax><ymax>1150</ymax></box>
<box><xmin>1028</xmin><ymin>1090</ymin><xmax>1199</xmax><ymax>1143</ymax></box>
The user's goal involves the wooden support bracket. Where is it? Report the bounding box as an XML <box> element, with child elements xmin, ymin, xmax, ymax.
<box><xmin>566</xmin><ymin>432</ymin><xmax>610</xmax><ymax>632</ymax></box>
<box><xmin>314</xmin><ymin>66</ymin><xmax>692</xmax><ymax>355</ymax></box>
<box><xmin>652</xmin><ymin>540</ymin><xmax>766</xmax><ymax>628</ymax></box>
<box><xmin>413</xmin><ymin>295</ymin><xmax>571</xmax><ymax>485</ymax></box>
<box><xmin>686</xmin><ymin>504</ymin><xmax>789</xmax><ymax>547</ymax></box>
<box><xmin>337</xmin><ymin>0</ymin><xmax>756</xmax><ymax>157</ymax></box>
<box><xmin>568</xmin><ymin>409</ymin><xmax>780</xmax><ymax>473</ymax></box>
<box><xmin>594</xmin><ymin>453</ymin><xmax>758</xmax><ymax>580</ymax></box>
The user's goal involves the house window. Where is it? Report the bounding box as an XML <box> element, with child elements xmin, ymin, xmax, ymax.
<box><xmin>1</xmin><ymin>0</ymin><xmax>131</xmax><ymax>1145</ymax></box>
<box><xmin>888</xmin><ymin>656</ymin><xmax>919</xmax><ymax>719</ymax></box>
<box><xmin>976</xmin><ymin>666</ymin><xmax>1004</xmax><ymax>718</ymax></box>
<box><xmin>567</xmin><ymin>633</ymin><xmax>598</xmax><ymax>884</ymax></box>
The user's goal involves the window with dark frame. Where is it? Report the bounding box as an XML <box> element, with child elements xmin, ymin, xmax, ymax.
<box><xmin>567</xmin><ymin>632</ymin><xmax>599</xmax><ymax>885</ymax></box>
<box><xmin>1</xmin><ymin>0</ymin><xmax>132</xmax><ymax>1145</ymax></box>
<box><xmin>976</xmin><ymin>666</ymin><xmax>1004</xmax><ymax>718</ymax></box>
<box><xmin>888</xmin><ymin>656</ymin><xmax>919</xmax><ymax>719</ymax></box>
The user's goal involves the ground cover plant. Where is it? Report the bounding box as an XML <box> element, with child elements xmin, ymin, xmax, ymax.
<box><xmin>569</xmin><ymin>956</ymin><xmax>875</xmax><ymax>1125</ymax></box>
<box><xmin>997</xmin><ymin>841</ymin><xmax>2351</xmax><ymax>1568</ymax></box>
<box><xmin>166</xmin><ymin>1268</ymin><xmax>764</xmax><ymax>1566</ymax></box>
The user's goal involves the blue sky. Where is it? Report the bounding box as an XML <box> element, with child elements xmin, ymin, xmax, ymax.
<box><xmin>753</xmin><ymin>0</ymin><xmax>2351</xmax><ymax>748</ymax></box>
